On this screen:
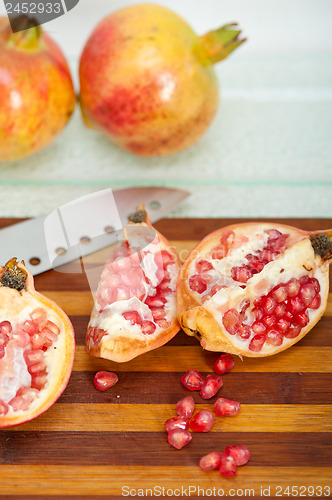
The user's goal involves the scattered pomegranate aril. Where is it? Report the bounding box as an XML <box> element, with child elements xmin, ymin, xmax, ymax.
<box><xmin>224</xmin><ymin>445</ymin><xmax>251</xmax><ymax>466</ymax></box>
<box><xmin>176</xmin><ymin>396</ymin><xmax>195</xmax><ymax>419</ymax></box>
<box><xmin>199</xmin><ymin>451</ymin><xmax>222</xmax><ymax>471</ymax></box>
<box><xmin>220</xmin><ymin>453</ymin><xmax>237</xmax><ymax>477</ymax></box>
<box><xmin>190</xmin><ymin>409</ymin><xmax>214</xmax><ymax>432</ymax></box>
<box><xmin>181</xmin><ymin>369</ymin><xmax>205</xmax><ymax>391</ymax></box>
<box><xmin>200</xmin><ymin>374</ymin><xmax>223</xmax><ymax>399</ymax></box>
<box><xmin>94</xmin><ymin>371</ymin><xmax>118</xmax><ymax>391</ymax></box>
<box><xmin>167</xmin><ymin>428</ymin><xmax>192</xmax><ymax>450</ymax></box>
<box><xmin>164</xmin><ymin>416</ymin><xmax>189</xmax><ymax>433</ymax></box>
<box><xmin>215</xmin><ymin>397</ymin><xmax>240</xmax><ymax>416</ymax></box>
<box><xmin>213</xmin><ymin>354</ymin><xmax>235</xmax><ymax>375</ymax></box>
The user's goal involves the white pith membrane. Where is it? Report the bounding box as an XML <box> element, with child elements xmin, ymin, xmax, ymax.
<box><xmin>0</xmin><ymin>289</ymin><xmax>65</xmax><ymax>416</ymax></box>
<box><xmin>180</xmin><ymin>223</ymin><xmax>329</xmax><ymax>356</ymax></box>
<box><xmin>86</xmin><ymin>225</ymin><xmax>180</xmax><ymax>358</ymax></box>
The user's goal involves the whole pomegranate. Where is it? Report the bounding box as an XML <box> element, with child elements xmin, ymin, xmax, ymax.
<box><xmin>86</xmin><ymin>207</ymin><xmax>181</xmax><ymax>362</ymax></box>
<box><xmin>79</xmin><ymin>3</ymin><xmax>245</xmax><ymax>156</ymax></box>
<box><xmin>0</xmin><ymin>16</ymin><xmax>76</xmax><ymax>162</ymax></box>
<box><xmin>177</xmin><ymin>223</ymin><xmax>332</xmax><ymax>357</ymax></box>
<box><xmin>0</xmin><ymin>258</ymin><xmax>75</xmax><ymax>428</ymax></box>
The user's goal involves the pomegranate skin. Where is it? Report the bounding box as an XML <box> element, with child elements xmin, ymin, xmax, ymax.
<box><xmin>79</xmin><ymin>4</ymin><xmax>244</xmax><ymax>156</ymax></box>
<box><xmin>0</xmin><ymin>17</ymin><xmax>76</xmax><ymax>162</ymax></box>
<box><xmin>0</xmin><ymin>259</ymin><xmax>75</xmax><ymax>429</ymax></box>
<box><xmin>177</xmin><ymin>222</ymin><xmax>332</xmax><ymax>358</ymax></box>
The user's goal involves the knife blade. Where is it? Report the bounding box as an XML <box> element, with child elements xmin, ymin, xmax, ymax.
<box><xmin>0</xmin><ymin>187</ymin><xmax>189</xmax><ymax>275</ymax></box>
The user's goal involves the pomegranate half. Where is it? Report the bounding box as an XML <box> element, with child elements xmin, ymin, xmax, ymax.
<box><xmin>177</xmin><ymin>223</ymin><xmax>332</xmax><ymax>357</ymax></box>
<box><xmin>0</xmin><ymin>258</ymin><xmax>75</xmax><ymax>428</ymax></box>
<box><xmin>86</xmin><ymin>208</ymin><xmax>181</xmax><ymax>362</ymax></box>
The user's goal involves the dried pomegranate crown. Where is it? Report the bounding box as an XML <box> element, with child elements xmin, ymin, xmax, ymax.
<box><xmin>177</xmin><ymin>223</ymin><xmax>332</xmax><ymax>357</ymax></box>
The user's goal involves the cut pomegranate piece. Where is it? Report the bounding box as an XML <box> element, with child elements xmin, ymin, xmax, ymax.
<box><xmin>167</xmin><ymin>428</ymin><xmax>192</xmax><ymax>449</ymax></box>
<box><xmin>0</xmin><ymin>258</ymin><xmax>75</xmax><ymax>429</ymax></box>
<box><xmin>181</xmin><ymin>369</ymin><xmax>205</xmax><ymax>391</ymax></box>
<box><xmin>176</xmin><ymin>396</ymin><xmax>195</xmax><ymax>419</ymax></box>
<box><xmin>200</xmin><ymin>374</ymin><xmax>223</xmax><ymax>399</ymax></box>
<box><xmin>215</xmin><ymin>397</ymin><xmax>240</xmax><ymax>416</ymax></box>
<box><xmin>199</xmin><ymin>451</ymin><xmax>223</xmax><ymax>471</ymax></box>
<box><xmin>220</xmin><ymin>453</ymin><xmax>237</xmax><ymax>477</ymax></box>
<box><xmin>178</xmin><ymin>222</ymin><xmax>332</xmax><ymax>357</ymax></box>
<box><xmin>86</xmin><ymin>207</ymin><xmax>181</xmax><ymax>362</ymax></box>
<box><xmin>190</xmin><ymin>409</ymin><xmax>214</xmax><ymax>432</ymax></box>
<box><xmin>164</xmin><ymin>416</ymin><xmax>189</xmax><ymax>433</ymax></box>
<box><xmin>224</xmin><ymin>445</ymin><xmax>251</xmax><ymax>466</ymax></box>
<box><xmin>213</xmin><ymin>354</ymin><xmax>235</xmax><ymax>375</ymax></box>
<box><xmin>94</xmin><ymin>371</ymin><xmax>118</xmax><ymax>391</ymax></box>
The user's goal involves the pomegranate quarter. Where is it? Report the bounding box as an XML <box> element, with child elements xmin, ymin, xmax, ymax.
<box><xmin>0</xmin><ymin>259</ymin><xmax>75</xmax><ymax>429</ymax></box>
<box><xmin>177</xmin><ymin>223</ymin><xmax>332</xmax><ymax>357</ymax></box>
<box><xmin>86</xmin><ymin>208</ymin><xmax>180</xmax><ymax>362</ymax></box>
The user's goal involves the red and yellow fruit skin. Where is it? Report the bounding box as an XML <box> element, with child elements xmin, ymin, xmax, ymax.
<box><xmin>86</xmin><ymin>212</ymin><xmax>181</xmax><ymax>363</ymax></box>
<box><xmin>0</xmin><ymin>260</ymin><xmax>75</xmax><ymax>429</ymax></box>
<box><xmin>79</xmin><ymin>3</ymin><xmax>219</xmax><ymax>156</ymax></box>
<box><xmin>177</xmin><ymin>223</ymin><xmax>330</xmax><ymax>358</ymax></box>
<box><xmin>0</xmin><ymin>17</ymin><xmax>76</xmax><ymax>162</ymax></box>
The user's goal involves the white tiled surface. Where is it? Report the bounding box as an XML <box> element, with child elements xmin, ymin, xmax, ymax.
<box><xmin>0</xmin><ymin>0</ymin><xmax>331</xmax><ymax>218</ymax></box>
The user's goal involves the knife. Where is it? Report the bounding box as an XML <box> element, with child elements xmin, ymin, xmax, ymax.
<box><xmin>0</xmin><ymin>187</ymin><xmax>189</xmax><ymax>275</ymax></box>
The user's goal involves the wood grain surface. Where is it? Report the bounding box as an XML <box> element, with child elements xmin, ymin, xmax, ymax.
<box><xmin>0</xmin><ymin>218</ymin><xmax>332</xmax><ymax>499</ymax></box>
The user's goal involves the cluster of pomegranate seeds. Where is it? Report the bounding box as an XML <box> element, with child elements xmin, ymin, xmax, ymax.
<box><xmin>222</xmin><ymin>275</ymin><xmax>321</xmax><ymax>352</ymax></box>
<box><xmin>231</xmin><ymin>230</ymin><xmax>289</xmax><ymax>283</ymax></box>
<box><xmin>94</xmin><ymin>371</ymin><xmax>118</xmax><ymax>391</ymax></box>
<box><xmin>0</xmin><ymin>308</ymin><xmax>60</xmax><ymax>415</ymax></box>
<box><xmin>95</xmin><ymin>243</ymin><xmax>176</xmax><ymax>338</ymax></box>
<box><xmin>200</xmin><ymin>445</ymin><xmax>250</xmax><ymax>477</ymax></box>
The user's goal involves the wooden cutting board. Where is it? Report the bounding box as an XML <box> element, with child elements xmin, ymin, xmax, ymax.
<box><xmin>0</xmin><ymin>217</ymin><xmax>331</xmax><ymax>499</ymax></box>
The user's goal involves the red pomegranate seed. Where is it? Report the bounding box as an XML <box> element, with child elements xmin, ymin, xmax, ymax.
<box><xmin>299</xmin><ymin>283</ymin><xmax>316</xmax><ymax>306</ymax></box>
<box><xmin>286</xmin><ymin>279</ymin><xmax>301</xmax><ymax>297</ymax></box>
<box><xmin>262</xmin><ymin>315</ymin><xmax>276</xmax><ymax>328</ymax></box>
<box><xmin>266</xmin><ymin>329</ymin><xmax>283</xmax><ymax>346</ymax></box>
<box><xmin>211</xmin><ymin>245</ymin><xmax>228</xmax><ymax>260</ymax></box>
<box><xmin>164</xmin><ymin>416</ymin><xmax>189</xmax><ymax>433</ymax></box>
<box><xmin>155</xmin><ymin>318</ymin><xmax>171</xmax><ymax>329</ymax></box>
<box><xmin>309</xmin><ymin>277</ymin><xmax>320</xmax><ymax>292</ymax></box>
<box><xmin>272</xmin><ymin>285</ymin><xmax>288</xmax><ymax>303</ymax></box>
<box><xmin>222</xmin><ymin>309</ymin><xmax>241</xmax><ymax>335</ymax></box>
<box><xmin>199</xmin><ymin>451</ymin><xmax>223</xmax><ymax>471</ymax></box>
<box><xmin>181</xmin><ymin>369</ymin><xmax>205</xmax><ymax>391</ymax></box>
<box><xmin>211</xmin><ymin>284</ymin><xmax>225</xmax><ymax>295</ymax></box>
<box><xmin>145</xmin><ymin>296</ymin><xmax>166</xmax><ymax>308</ymax></box>
<box><xmin>200</xmin><ymin>374</ymin><xmax>223</xmax><ymax>399</ymax></box>
<box><xmin>189</xmin><ymin>274</ymin><xmax>207</xmax><ymax>294</ymax></box>
<box><xmin>237</xmin><ymin>323</ymin><xmax>251</xmax><ymax>339</ymax></box>
<box><xmin>288</xmin><ymin>296</ymin><xmax>306</xmax><ymax>315</ymax></box>
<box><xmin>252</xmin><ymin>322</ymin><xmax>266</xmax><ymax>334</ymax></box>
<box><xmin>276</xmin><ymin>316</ymin><xmax>291</xmax><ymax>334</ymax></box>
<box><xmin>141</xmin><ymin>320</ymin><xmax>156</xmax><ymax>335</ymax></box>
<box><xmin>284</xmin><ymin>325</ymin><xmax>301</xmax><ymax>338</ymax></box>
<box><xmin>224</xmin><ymin>445</ymin><xmax>251</xmax><ymax>466</ymax></box>
<box><xmin>215</xmin><ymin>397</ymin><xmax>240</xmax><ymax>416</ymax></box>
<box><xmin>22</xmin><ymin>320</ymin><xmax>39</xmax><ymax>336</ymax></box>
<box><xmin>0</xmin><ymin>399</ymin><xmax>9</xmax><ymax>415</ymax></box>
<box><xmin>176</xmin><ymin>396</ymin><xmax>195</xmax><ymax>419</ymax></box>
<box><xmin>31</xmin><ymin>372</ymin><xmax>48</xmax><ymax>390</ymax></box>
<box><xmin>220</xmin><ymin>453</ymin><xmax>236</xmax><ymax>477</ymax></box>
<box><xmin>249</xmin><ymin>333</ymin><xmax>266</xmax><ymax>352</ymax></box>
<box><xmin>293</xmin><ymin>312</ymin><xmax>309</xmax><ymax>328</ymax></box>
<box><xmin>151</xmin><ymin>308</ymin><xmax>166</xmax><ymax>321</ymax></box>
<box><xmin>254</xmin><ymin>308</ymin><xmax>264</xmax><ymax>320</ymax></box>
<box><xmin>28</xmin><ymin>361</ymin><xmax>47</xmax><ymax>374</ymax></box>
<box><xmin>160</xmin><ymin>250</ymin><xmax>175</xmax><ymax>268</ymax></box>
<box><xmin>24</xmin><ymin>349</ymin><xmax>44</xmax><ymax>366</ymax></box>
<box><xmin>94</xmin><ymin>371</ymin><xmax>118</xmax><ymax>391</ymax></box>
<box><xmin>231</xmin><ymin>266</ymin><xmax>252</xmax><ymax>283</ymax></box>
<box><xmin>30</xmin><ymin>308</ymin><xmax>47</xmax><ymax>330</ymax></box>
<box><xmin>0</xmin><ymin>320</ymin><xmax>12</xmax><ymax>335</ymax></box>
<box><xmin>275</xmin><ymin>302</ymin><xmax>288</xmax><ymax>317</ymax></box>
<box><xmin>30</xmin><ymin>334</ymin><xmax>44</xmax><ymax>350</ymax></box>
<box><xmin>167</xmin><ymin>428</ymin><xmax>192</xmax><ymax>449</ymax></box>
<box><xmin>190</xmin><ymin>409</ymin><xmax>214</xmax><ymax>432</ymax></box>
<box><xmin>122</xmin><ymin>311</ymin><xmax>143</xmax><ymax>326</ymax></box>
<box><xmin>213</xmin><ymin>354</ymin><xmax>234</xmax><ymax>375</ymax></box>
<box><xmin>308</xmin><ymin>294</ymin><xmax>321</xmax><ymax>310</ymax></box>
<box><xmin>196</xmin><ymin>260</ymin><xmax>213</xmax><ymax>273</ymax></box>
<box><xmin>262</xmin><ymin>296</ymin><xmax>277</xmax><ymax>315</ymax></box>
